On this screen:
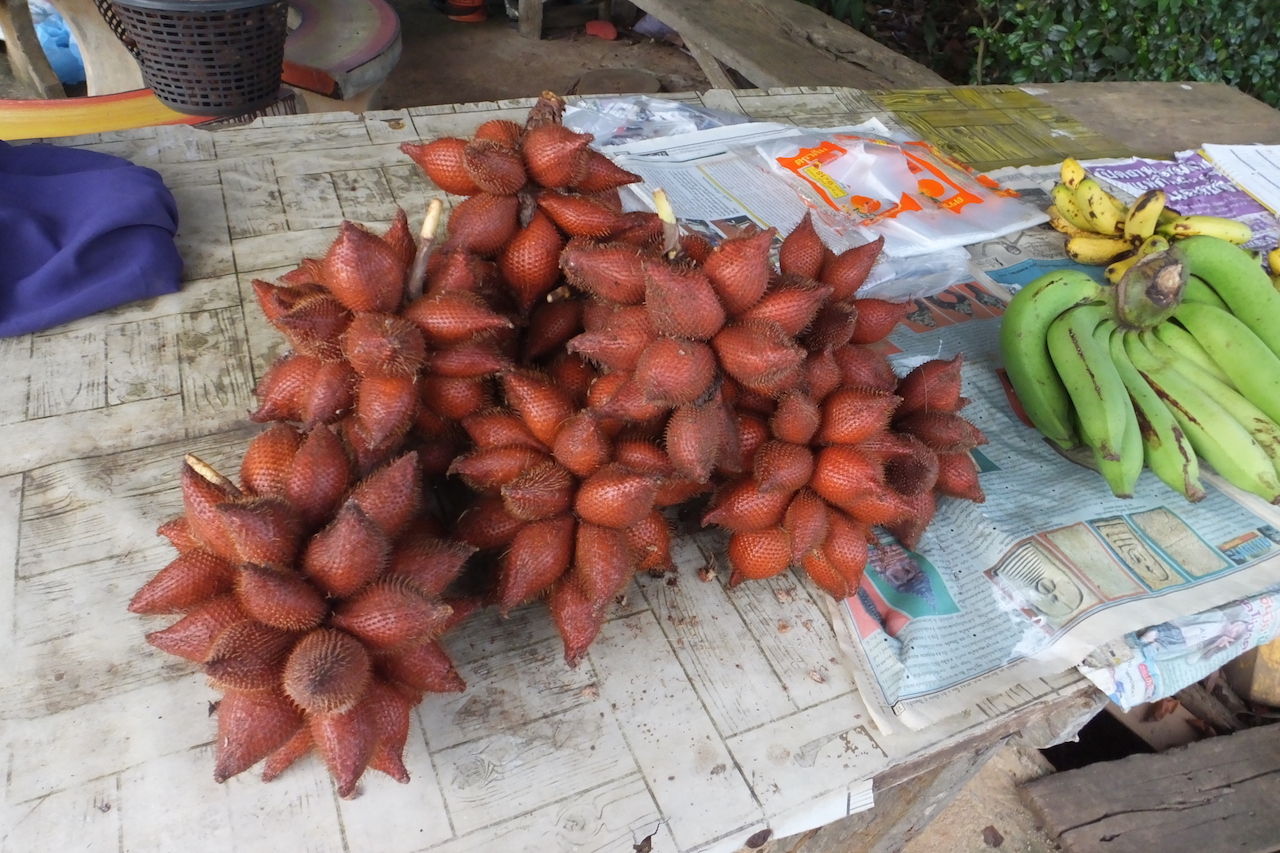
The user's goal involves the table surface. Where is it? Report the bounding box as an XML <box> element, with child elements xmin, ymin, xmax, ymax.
<box><xmin>6</xmin><ymin>82</ymin><xmax>1258</xmax><ymax>853</ymax></box>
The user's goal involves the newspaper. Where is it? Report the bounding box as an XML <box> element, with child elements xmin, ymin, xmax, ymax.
<box><xmin>830</xmin><ymin>163</ymin><xmax>1280</xmax><ymax>733</ymax></box>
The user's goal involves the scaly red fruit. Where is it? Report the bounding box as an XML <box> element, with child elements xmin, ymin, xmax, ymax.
<box><xmin>727</xmin><ymin>527</ymin><xmax>793</xmax><ymax>585</ymax></box>
<box><xmin>644</xmin><ymin>263</ymin><xmax>726</xmax><ymax>341</ymax></box>
<box><xmin>145</xmin><ymin>594</ymin><xmax>248</xmax><ymax>662</ymax></box>
<box><xmin>570</xmin><ymin>149</ymin><xmax>642</xmax><ymax>193</ymax></box>
<box><xmin>548</xmin><ymin>578</ymin><xmax>606</xmax><ymax>667</ymax></box>
<box><xmin>522</xmin><ymin>124</ymin><xmax>593</xmax><ymax>188</ymax></box>
<box><xmin>320</xmin><ymin>222</ymin><xmax>407</xmax><ymax>314</ymax></box>
<box><xmin>666</xmin><ymin>399</ymin><xmax>728</xmax><ymax>484</ymax></box>
<box><xmin>850</xmin><ymin>298</ymin><xmax>911</xmax><ymax>344</ymax></box>
<box><xmin>286</xmin><ymin>425</ymin><xmax>354</xmax><ymax>529</ymax></box>
<box><xmin>474</xmin><ymin>118</ymin><xmax>523</xmax><ymax>147</ymax></box>
<box><xmin>419</xmin><ymin>375</ymin><xmax>494</xmax><ymax>421</ymax></box>
<box><xmin>560</xmin><ymin>240</ymin><xmax>648</xmax><ymax>304</ymax></box>
<box><xmin>567</xmin><ymin>304</ymin><xmax>656</xmax><ymax>372</ymax></box>
<box><xmin>738</xmin><ymin>277</ymin><xmax>832</xmax><ymax>336</ymax></box>
<box><xmin>498</xmin><ymin>514</ymin><xmax>576</xmax><ymax>612</ymax></box>
<box><xmin>331</xmin><ymin>577</ymin><xmax>453</xmax><ymax>649</ymax></box>
<box><xmin>832</xmin><ymin>343</ymin><xmax>898</xmax><ymax>392</ymax></box>
<box><xmin>376</xmin><ymin>641</ymin><xmax>466</xmax><ymax>693</ymax></box>
<box><xmin>129</xmin><ymin>549</ymin><xmax>235</xmax><ymax>614</ymax></box>
<box><xmin>241</xmin><ymin>424</ymin><xmax>303</xmax><ymax>498</ymax></box>
<box><xmin>896</xmin><ymin>355</ymin><xmax>967</xmax><ymax>416</ymax></box>
<box><xmin>450</xmin><ymin>444</ymin><xmax>548</xmax><ymax>490</ymax></box>
<box><xmin>633</xmin><ymin>338</ymin><xmax>716</xmax><ymax>407</ymax></box>
<box><xmin>713</xmin><ymin>320</ymin><xmax>805</xmax><ymax>395</ymax></box>
<box><xmin>353</xmin><ymin>374</ymin><xmax>417</xmax><ymax>451</ymax></box>
<box><xmin>571</xmin><ymin>522</ymin><xmax>634</xmax><ymax>601</ymax></box>
<box><xmin>818</xmin><ymin>388</ymin><xmax>902</xmax><ymax>446</ymax></box>
<box><xmin>819</xmin><ymin>236</ymin><xmax>884</xmax><ymax>301</ymax></box>
<box><xmin>886</xmin><ymin>489</ymin><xmax>936</xmax><ymax>550</ymax></box>
<box><xmin>405</xmin><ymin>290</ymin><xmax>513</xmax><ymax>346</ymax></box>
<box><xmin>461</xmin><ymin>408</ymin><xmax>545</xmax><ymax>452</ymax></box>
<box><xmin>523</xmin><ymin>299</ymin><xmax>583</xmax><ymax>362</ymax></box>
<box><xmin>704</xmin><ymin>228</ymin><xmax>775</xmax><ymax>315</ymax></box>
<box><xmin>422</xmin><ymin>342</ymin><xmax>510</xmax><ymax>378</ymax></box>
<box><xmin>779</xmin><ymin>213</ymin><xmax>824</xmax><ymax>280</ymax></box>
<box><xmin>934</xmin><ymin>451</ymin><xmax>985</xmax><ymax>502</ymax></box>
<box><xmin>340</xmin><ymin>314</ymin><xmax>427</xmax><ymax>379</ymax></box>
<box><xmin>574</xmin><ymin>464</ymin><xmax>659</xmax><ymax>528</ymax></box>
<box><xmin>444</xmin><ymin>193</ymin><xmax>520</xmax><ymax>256</ymax></box>
<box><xmin>804</xmin><ymin>301</ymin><xmax>859</xmax><ymax>351</ymax></box>
<box><xmin>627</xmin><ymin>511</ymin><xmax>673</xmax><ymax>573</ymax></box>
<box><xmin>810</xmin><ymin>445</ymin><xmax>883</xmax><ymax>509</ymax></box>
<box><xmin>752</xmin><ymin>440</ymin><xmax>814</xmax><ymax>495</ymax></box>
<box><xmin>702</xmin><ymin>479</ymin><xmax>791</xmax><ymax>533</ymax></box>
<box><xmin>463</xmin><ymin>139</ymin><xmax>526</xmax><ymax>195</ymax></box>
<box><xmin>234</xmin><ymin>564</ymin><xmax>328</xmax><ymax>631</ymax></box>
<box><xmin>538</xmin><ymin>191</ymin><xmax>625</xmax><ymax>238</ymax></box>
<box><xmin>501</xmin><ymin>369</ymin><xmax>576</xmax><ymax>447</ymax></box>
<box><xmin>203</xmin><ymin>621</ymin><xmax>295</xmax><ymax>691</ymax></box>
<box><xmin>770</xmin><ymin>392</ymin><xmax>821</xmax><ymax>445</ymax></box>
<box><xmin>552</xmin><ymin>411</ymin><xmax>610</xmax><ymax>478</ymax></box>
<box><xmin>501</xmin><ymin>459</ymin><xmax>576</xmax><ymax>521</ymax></box>
<box><xmin>273</xmin><ymin>293</ymin><xmax>352</xmax><ymax>361</ymax></box>
<box><xmin>499</xmin><ymin>211</ymin><xmax>566</xmax><ymax>313</ymax></box>
<box><xmin>400</xmin><ymin>138</ymin><xmax>480</xmax><ymax>195</ymax></box>
<box><xmin>895</xmin><ymin>411</ymin><xmax>988</xmax><ymax>452</ymax></box>
<box><xmin>783</xmin><ymin>489</ymin><xmax>829</xmax><ymax>563</ymax></box>
<box><xmin>213</xmin><ymin>690</ymin><xmax>303</xmax><ymax>784</ymax></box>
<box><xmin>302</xmin><ymin>502</ymin><xmax>390</xmax><ymax>597</ymax></box>
<box><xmin>456</xmin><ymin>493</ymin><xmax>527</xmax><ymax>550</ymax></box>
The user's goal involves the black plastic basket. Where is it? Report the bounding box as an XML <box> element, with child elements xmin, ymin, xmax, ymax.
<box><xmin>94</xmin><ymin>0</ymin><xmax>288</xmax><ymax>116</ymax></box>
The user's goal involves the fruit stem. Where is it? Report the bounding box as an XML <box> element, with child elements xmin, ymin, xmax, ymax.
<box><xmin>184</xmin><ymin>453</ymin><xmax>242</xmax><ymax>497</ymax></box>
<box><xmin>405</xmin><ymin>199</ymin><xmax>444</xmax><ymax>304</ymax></box>
<box><xmin>653</xmin><ymin>188</ymin><xmax>680</xmax><ymax>259</ymax></box>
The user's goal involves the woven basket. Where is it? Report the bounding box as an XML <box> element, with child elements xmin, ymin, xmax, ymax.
<box><xmin>94</xmin><ymin>0</ymin><xmax>288</xmax><ymax>116</ymax></box>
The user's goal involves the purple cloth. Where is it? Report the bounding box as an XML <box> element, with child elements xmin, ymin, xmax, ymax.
<box><xmin>0</xmin><ymin>140</ymin><xmax>182</xmax><ymax>337</ymax></box>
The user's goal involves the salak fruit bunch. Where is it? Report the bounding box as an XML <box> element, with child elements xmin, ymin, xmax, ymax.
<box><xmin>131</xmin><ymin>92</ymin><xmax>988</xmax><ymax>798</ymax></box>
<box><xmin>1001</xmin><ymin>234</ymin><xmax>1280</xmax><ymax>503</ymax></box>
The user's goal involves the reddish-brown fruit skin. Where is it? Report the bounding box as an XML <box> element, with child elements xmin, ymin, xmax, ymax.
<box><xmin>377</xmin><ymin>641</ymin><xmax>466</xmax><ymax>693</ymax></box>
<box><xmin>213</xmin><ymin>690</ymin><xmax>304</xmax><ymax>784</ymax></box>
<box><xmin>499</xmin><ymin>211</ymin><xmax>566</xmax><ymax>313</ymax></box>
<box><xmin>574</xmin><ymin>464</ymin><xmax>659</xmax><ymax>528</ymax></box>
<box><xmin>738</xmin><ymin>278</ymin><xmax>833</xmax><ymax>336</ymax></box>
<box><xmin>501</xmin><ymin>460</ymin><xmax>576</xmax><ymax>521</ymax></box>
<box><xmin>241</xmin><ymin>424</ymin><xmax>302</xmax><ymax>498</ymax></box>
<box><xmin>839</xmin><ymin>484</ymin><xmax>914</xmax><ymax>527</ymax></box>
<box><xmin>666</xmin><ymin>401</ymin><xmax>726</xmax><ymax>484</ymax></box>
<box><xmin>320</xmin><ymin>222</ymin><xmax>407</xmax><ymax>314</ymax></box>
<box><xmin>779</xmin><ymin>212</ymin><xmax>824</xmax><ymax>280</ymax></box>
<box><xmin>570</xmin><ymin>149</ymin><xmax>642</xmax><ymax>192</ymax></box>
<box><xmin>566</xmin><ymin>304</ymin><xmax>656</xmax><ymax>372</ymax></box>
<box><xmin>274</xmin><ymin>294</ymin><xmax>352</xmax><ymax>361</ymax></box>
<box><xmin>203</xmin><ymin>621</ymin><xmax>296</xmax><ymax>692</ymax></box>
<box><xmin>400</xmin><ymin>138</ymin><xmax>480</xmax><ymax>195</ymax></box>
<box><xmin>180</xmin><ymin>461</ymin><xmax>239</xmax><ymax>562</ymax></box>
<box><xmin>560</xmin><ymin>240</ymin><xmax>648</xmax><ymax>305</ymax></box>
<box><xmin>157</xmin><ymin>515</ymin><xmax>202</xmax><ymax>554</ymax></box>
<box><xmin>463</xmin><ymin>139</ymin><xmax>526</xmax><ymax>195</ymax></box>
<box><xmin>419</xmin><ymin>375</ymin><xmax>494</xmax><ymax>421</ymax></box>
<box><xmin>702</xmin><ymin>479</ymin><xmax>791</xmax><ymax>533</ymax></box>
<box><xmin>450</xmin><ymin>444</ymin><xmax>549</xmax><ymax>490</ymax></box>
<box><xmin>752</xmin><ymin>440</ymin><xmax>815</xmax><ymax>495</ymax></box>
<box><xmin>802</xmin><ymin>548</ymin><xmax>853</xmax><ymax>599</ymax></box>
<box><xmin>405</xmin><ymin>290</ymin><xmax>514</xmax><ymax>347</ymax></box>
<box><xmin>934</xmin><ymin>451</ymin><xmax>986</xmax><ymax>503</ymax></box>
<box><xmin>499</xmin><ymin>514</ymin><xmax>576</xmax><ymax>612</ymax></box>
<box><xmin>627</xmin><ymin>511</ymin><xmax>673</xmax><ymax>572</ymax></box>
<box><xmin>703</xmin><ymin>228</ymin><xmax>775</xmax><ymax>316</ymax></box>
<box><xmin>850</xmin><ymin>298</ymin><xmax>912</xmax><ymax>345</ymax></box>
<box><xmin>633</xmin><ymin>338</ymin><xmax>716</xmax><ymax>407</ymax></box>
<box><xmin>810</xmin><ymin>445</ymin><xmax>884</xmax><ymax>510</ymax></box>
<box><xmin>548</xmin><ymin>578</ymin><xmax>606</xmax><ymax>667</ymax></box>
<box><xmin>349</xmin><ymin>453</ymin><xmax>422</xmax><ymax>537</ymax></box>
<box><xmin>216</xmin><ymin>497</ymin><xmax>303</xmax><ymax>568</ymax></box>
<box><xmin>311</xmin><ymin>701</ymin><xmax>376</xmax><ymax>798</ymax></box>
<box><xmin>538</xmin><ymin>191</ymin><xmax>624</xmax><ymax>238</ymax></box>
<box><xmin>423</xmin><ymin>343</ymin><xmax>510</xmax><ymax>379</ymax></box>
<box><xmin>234</xmin><ymin>564</ymin><xmax>328</xmax><ymax>631</ymax></box>
<box><xmin>522</xmin><ymin>124</ymin><xmax>593</xmax><ymax>188</ymax></box>
<box><xmin>572</xmin><ymin>522</ymin><xmax>634</xmax><ymax>601</ymax></box>
<box><xmin>804</xmin><ymin>301</ymin><xmax>858</xmax><ymax>351</ymax></box>
<box><xmin>387</xmin><ymin>531</ymin><xmax>474</xmax><ymax>598</ymax></box>
<box><xmin>644</xmin><ymin>264</ymin><xmax>726</xmax><ymax>341</ymax></box>
<box><xmin>734</xmin><ymin>413</ymin><xmax>771</xmax><ymax>472</ymax></box>
<box><xmin>727</xmin><ymin>527</ymin><xmax>793</xmax><ymax>582</ymax></box>
<box><xmin>340</xmin><ymin>314</ymin><xmax>427</xmax><ymax>379</ymax></box>
<box><xmin>713</xmin><ymin>321</ymin><xmax>805</xmax><ymax>394</ymax></box>
<box><xmin>524</xmin><ymin>300</ymin><xmax>585</xmax><ymax>363</ymax></box>
<box><xmin>354</xmin><ymin>375</ymin><xmax>418</xmax><ymax>451</ymax></box>
<box><xmin>818</xmin><ymin>389</ymin><xmax>902</xmax><ymax>446</ymax></box>
<box><xmin>896</xmin><ymin>355</ymin><xmax>967</xmax><ymax>416</ymax></box>
<box><xmin>886</xmin><ymin>489</ymin><xmax>936</xmax><ymax>550</ymax></box>
<box><xmin>771</xmin><ymin>392</ymin><xmax>822</xmax><ymax>446</ymax></box>
<box><xmin>444</xmin><ymin>193</ymin><xmax>521</xmax><ymax>256</ymax></box>
<box><xmin>331</xmin><ymin>578</ymin><xmax>453</xmax><ymax>649</ymax></box>
<box><xmin>474</xmin><ymin>119</ymin><xmax>523</xmax><ymax>147</ymax></box>
<box><xmin>822</xmin><ymin>509</ymin><xmax>870</xmax><ymax>587</ymax></box>
<box><xmin>302</xmin><ymin>502</ymin><xmax>390</xmax><ymax>598</ymax></box>
<box><xmin>129</xmin><ymin>549</ymin><xmax>236</xmax><ymax>614</ymax></box>
<box><xmin>895</xmin><ymin>411</ymin><xmax>988</xmax><ymax>452</ymax></box>
<box><xmin>832</xmin><ymin>344</ymin><xmax>899</xmax><ymax>392</ymax></box>
<box><xmin>783</xmin><ymin>489</ymin><xmax>830</xmax><ymax>563</ymax></box>
<box><xmin>552</xmin><ymin>412</ymin><xmax>610</xmax><ymax>478</ymax></box>
<box><xmin>287</xmin><ymin>425</ymin><xmax>355</xmax><ymax>529</ymax></box>
<box><xmin>805</xmin><ymin>349</ymin><xmax>844</xmax><ymax>402</ymax></box>
<box><xmin>462</xmin><ymin>408</ymin><xmax>545</xmax><ymax>452</ymax></box>
<box><xmin>145</xmin><ymin>595</ymin><xmax>247</xmax><ymax>662</ymax></box>
<box><xmin>502</xmin><ymin>370</ymin><xmax>576</xmax><ymax>447</ymax></box>
<box><xmin>455</xmin><ymin>493</ymin><xmax>527</xmax><ymax>550</ymax></box>
<box><xmin>819</xmin><ymin>236</ymin><xmax>884</xmax><ymax>302</ymax></box>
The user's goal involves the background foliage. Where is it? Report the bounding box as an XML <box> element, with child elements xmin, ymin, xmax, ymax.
<box><xmin>798</xmin><ymin>0</ymin><xmax>1280</xmax><ymax>109</ymax></box>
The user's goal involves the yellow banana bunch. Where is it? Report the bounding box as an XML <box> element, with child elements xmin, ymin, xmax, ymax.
<box><xmin>1000</xmin><ymin>235</ymin><xmax>1280</xmax><ymax>504</ymax></box>
<box><xmin>1044</xmin><ymin>160</ymin><xmax>1254</xmax><ymax>265</ymax></box>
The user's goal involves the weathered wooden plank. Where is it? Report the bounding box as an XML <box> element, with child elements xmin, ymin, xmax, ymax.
<box><xmin>409</xmin><ymin>109</ymin><xmax>531</xmax><ymax>141</ymax></box>
<box><xmin>278</xmin><ymin>172</ymin><xmax>345</xmax><ymax>231</ymax></box>
<box><xmin>588</xmin><ymin>609</ymin><xmax>765</xmax><ymax>850</ymax></box>
<box><xmin>431</xmin><ymin>700</ymin><xmax>635</xmax><ymax>836</ymax></box>
<box><xmin>120</xmin><ymin>743</ymin><xmax>343</xmax><ymax>853</ymax></box>
<box><xmin>155</xmin><ymin>127</ymin><xmax>217</xmax><ymax>165</ymax></box>
<box><xmin>233</xmin><ymin>225</ymin><xmax>345</xmax><ymax>273</ymax></box>
<box><xmin>235</xmin><ymin>267</ymin><xmax>295</xmax><ymax>381</ymax></box>
<box><xmin>106</xmin><ymin>316</ymin><xmax>182</xmax><ymax>405</ymax></box>
<box><xmin>270</xmin><ymin>142</ymin><xmax>411</xmax><ymax>178</ymax></box>
<box><xmin>0</xmin><ymin>334</ymin><xmax>32</xmax><ymax>426</ymax></box>
<box><xmin>425</xmin><ymin>773</ymin><xmax>675</xmax><ymax>853</ymax></box>
<box><xmin>0</xmin><ymin>474</ymin><xmax>19</xmax><ymax>644</ymax></box>
<box><xmin>421</xmin><ymin>634</ymin><xmax>598</xmax><ymax>751</ymax></box>
<box><xmin>1021</xmin><ymin>723</ymin><xmax>1280</xmax><ymax>853</ymax></box>
<box><xmin>0</xmin><ymin>395</ymin><xmax>183</xmax><ymax>477</ymax></box>
<box><xmin>0</xmin><ymin>776</ymin><xmax>122</xmax><ymax>852</ymax></box>
<box><xmin>26</xmin><ymin>329</ymin><xmax>105</xmax><ymax>419</ymax></box>
<box><xmin>723</xmin><ymin>568</ymin><xmax>855</xmax><ymax>709</ymax></box>
<box><xmin>171</xmin><ymin>184</ymin><xmax>234</xmax><ymax>280</ymax></box>
<box><xmin>332</xmin><ymin>167</ymin><xmax>400</xmax><ymax>223</ymax></box>
<box><xmin>211</xmin><ymin>120</ymin><xmax>371</xmax><ymax>162</ymax></box>
<box><xmin>639</xmin><ymin>538</ymin><xmax>796</xmax><ymax>736</ymax></box>
<box><xmin>177</xmin><ymin>306</ymin><xmax>256</xmax><ymax>434</ymax></box>
<box><xmin>382</xmin><ymin>163</ymin><xmax>452</xmax><ymax>223</ymax></box>
<box><xmin>364</xmin><ymin>109</ymin><xmax>420</xmax><ymax>145</ymax></box>
<box><xmin>220</xmin><ymin>157</ymin><xmax>287</xmax><ymax>240</ymax></box>
<box><xmin>624</xmin><ymin>0</ymin><xmax>947</xmax><ymax>89</ymax></box>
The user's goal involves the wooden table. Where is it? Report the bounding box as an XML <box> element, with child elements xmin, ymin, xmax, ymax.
<box><xmin>9</xmin><ymin>82</ymin><xmax>1259</xmax><ymax>853</ymax></box>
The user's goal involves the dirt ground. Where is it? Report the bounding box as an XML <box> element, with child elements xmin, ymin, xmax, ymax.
<box><xmin>375</xmin><ymin>2</ymin><xmax>709</xmax><ymax>108</ymax></box>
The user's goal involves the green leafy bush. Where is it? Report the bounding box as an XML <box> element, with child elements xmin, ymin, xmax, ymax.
<box><xmin>970</xmin><ymin>0</ymin><xmax>1280</xmax><ymax>107</ymax></box>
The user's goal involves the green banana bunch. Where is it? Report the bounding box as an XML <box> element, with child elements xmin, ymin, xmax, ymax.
<box><xmin>1044</xmin><ymin>160</ymin><xmax>1254</xmax><ymax>266</ymax></box>
<box><xmin>998</xmin><ymin>269</ymin><xmax>1103</xmax><ymax>450</ymax></box>
<box><xmin>1001</xmin><ymin>235</ymin><xmax>1280</xmax><ymax>504</ymax></box>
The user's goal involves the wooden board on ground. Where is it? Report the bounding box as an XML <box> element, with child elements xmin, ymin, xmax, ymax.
<box><xmin>1021</xmin><ymin>723</ymin><xmax>1280</xmax><ymax>853</ymax></box>
<box><xmin>626</xmin><ymin>0</ymin><xmax>949</xmax><ymax>90</ymax></box>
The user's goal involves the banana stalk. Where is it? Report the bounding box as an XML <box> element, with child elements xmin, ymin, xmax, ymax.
<box><xmin>1113</xmin><ymin>249</ymin><xmax>1186</xmax><ymax>329</ymax></box>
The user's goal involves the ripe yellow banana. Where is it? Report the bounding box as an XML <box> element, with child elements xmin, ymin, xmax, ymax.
<box><xmin>1074</xmin><ymin>177</ymin><xmax>1126</xmax><ymax>235</ymax></box>
<box><xmin>1051</xmin><ymin>183</ymin><xmax>1096</xmax><ymax>232</ymax></box>
<box><xmin>1122</xmin><ymin>189</ymin><xmax>1167</xmax><ymax>243</ymax></box>
<box><xmin>1047</xmin><ymin>303</ymin><xmax>1131</xmax><ymax>461</ymax></box>
<box><xmin>1066</xmin><ymin>234</ymin><xmax>1134</xmax><ymax>265</ymax></box>
<box><xmin>1110</xmin><ymin>329</ymin><xmax>1205</xmax><ymax>501</ymax></box>
<box><xmin>1268</xmin><ymin>247</ymin><xmax>1280</xmax><ymax>277</ymax></box>
<box><xmin>1161</xmin><ymin>214</ymin><xmax>1253</xmax><ymax>244</ymax></box>
<box><xmin>1105</xmin><ymin>234</ymin><xmax>1169</xmax><ymax>285</ymax></box>
<box><xmin>1046</xmin><ymin>206</ymin><xmax>1094</xmax><ymax>237</ymax></box>
<box><xmin>1060</xmin><ymin>157</ymin><xmax>1088</xmax><ymax>190</ymax></box>
<box><xmin>1124</xmin><ymin>333</ymin><xmax>1280</xmax><ymax>503</ymax></box>
<box><xmin>998</xmin><ymin>270</ymin><xmax>1104</xmax><ymax>449</ymax></box>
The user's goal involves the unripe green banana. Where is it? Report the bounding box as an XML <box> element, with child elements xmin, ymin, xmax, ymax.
<box><xmin>1051</xmin><ymin>183</ymin><xmax>1096</xmax><ymax>232</ymax></box>
<box><xmin>1046</xmin><ymin>303</ymin><xmax>1131</xmax><ymax>460</ymax></box>
<box><xmin>1123</xmin><ymin>189</ymin><xmax>1167</xmax><ymax>243</ymax></box>
<box><xmin>1111</xmin><ymin>329</ymin><xmax>1205</xmax><ymax>501</ymax></box>
<box><xmin>1172</xmin><ymin>301</ymin><xmax>1280</xmax><ymax>426</ymax></box>
<box><xmin>1124</xmin><ymin>334</ymin><xmax>1280</xmax><ymax>503</ymax></box>
<box><xmin>1174</xmin><ymin>236</ymin><xmax>1280</xmax><ymax>356</ymax></box>
<box><xmin>1066</xmin><ymin>234</ymin><xmax>1133</xmax><ymax>265</ymax></box>
<box><xmin>1144</xmin><ymin>335</ymin><xmax>1280</xmax><ymax>480</ymax></box>
<box><xmin>1163</xmin><ymin>214</ymin><xmax>1253</xmax><ymax>244</ymax></box>
<box><xmin>1091</xmin><ymin>321</ymin><xmax>1143</xmax><ymax>497</ymax></box>
<box><xmin>1074</xmin><ymin>177</ymin><xmax>1125</xmax><ymax>235</ymax></box>
<box><xmin>1060</xmin><ymin>157</ymin><xmax>1088</xmax><ymax>190</ymax></box>
<box><xmin>1143</xmin><ymin>323</ymin><xmax>1233</xmax><ymax>387</ymax></box>
<box><xmin>1180</xmin><ymin>274</ymin><xmax>1229</xmax><ymax>310</ymax></box>
<box><xmin>999</xmin><ymin>270</ymin><xmax>1104</xmax><ymax>449</ymax></box>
